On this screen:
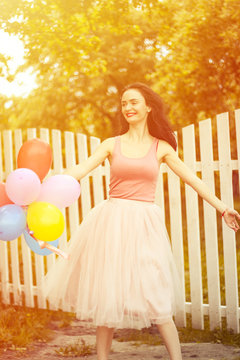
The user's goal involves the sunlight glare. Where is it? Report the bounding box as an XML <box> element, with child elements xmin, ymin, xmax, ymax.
<box><xmin>0</xmin><ymin>30</ymin><xmax>37</xmax><ymax>98</ymax></box>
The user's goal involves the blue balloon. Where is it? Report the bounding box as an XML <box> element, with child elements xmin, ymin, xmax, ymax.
<box><xmin>0</xmin><ymin>204</ymin><xmax>26</xmax><ymax>241</ymax></box>
<box><xmin>23</xmin><ymin>230</ymin><xmax>59</xmax><ymax>256</ymax></box>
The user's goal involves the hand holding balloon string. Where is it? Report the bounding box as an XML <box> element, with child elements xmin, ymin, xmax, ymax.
<box><xmin>26</xmin><ymin>225</ymin><xmax>69</xmax><ymax>260</ymax></box>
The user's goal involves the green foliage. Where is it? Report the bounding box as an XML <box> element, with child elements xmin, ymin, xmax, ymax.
<box><xmin>178</xmin><ymin>325</ymin><xmax>240</xmax><ymax>348</ymax></box>
<box><xmin>115</xmin><ymin>323</ymin><xmax>240</xmax><ymax>348</ymax></box>
<box><xmin>150</xmin><ymin>0</ymin><xmax>240</xmax><ymax>128</ymax></box>
<box><xmin>116</xmin><ymin>329</ymin><xmax>162</xmax><ymax>346</ymax></box>
<box><xmin>0</xmin><ymin>0</ymin><xmax>159</xmax><ymax>137</ymax></box>
<box><xmin>0</xmin><ymin>0</ymin><xmax>240</xmax><ymax>137</ymax></box>
<box><xmin>2</xmin><ymin>302</ymin><xmax>240</xmax><ymax>357</ymax></box>
<box><xmin>0</xmin><ymin>303</ymin><xmax>73</xmax><ymax>350</ymax></box>
<box><xmin>55</xmin><ymin>338</ymin><xmax>95</xmax><ymax>357</ymax></box>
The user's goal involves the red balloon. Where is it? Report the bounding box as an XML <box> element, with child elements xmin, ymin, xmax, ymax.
<box><xmin>0</xmin><ymin>182</ymin><xmax>14</xmax><ymax>206</ymax></box>
<box><xmin>17</xmin><ymin>139</ymin><xmax>53</xmax><ymax>181</ymax></box>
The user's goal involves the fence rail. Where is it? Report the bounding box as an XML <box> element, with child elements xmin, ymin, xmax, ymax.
<box><xmin>0</xmin><ymin>110</ymin><xmax>240</xmax><ymax>332</ymax></box>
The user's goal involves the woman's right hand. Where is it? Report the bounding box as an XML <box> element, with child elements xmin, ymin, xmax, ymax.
<box><xmin>222</xmin><ymin>208</ymin><xmax>240</xmax><ymax>232</ymax></box>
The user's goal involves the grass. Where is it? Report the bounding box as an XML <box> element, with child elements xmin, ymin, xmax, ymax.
<box><xmin>115</xmin><ymin>322</ymin><xmax>240</xmax><ymax>348</ymax></box>
<box><xmin>178</xmin><ymin>325</ymin><xmax>240</xmax><ymax>347</ymax></box>
<box><xmin>0</xmin><ymin>303</ymin><xmax>74</xmax><ymax>352</ymax></box>
<box><xmin>116</xmin><ymin>330</ymin><xmax>162</xmax><ymax>346</ymax></box>
<box><xmin>1</xmin><ymin>302</ymin><xmax>240</xmax><ymax>358</ymax></box>
<box><xmin>55</xmin><ymin>339</ymin><xmax>95</xmax><ymax>357</ymax></box>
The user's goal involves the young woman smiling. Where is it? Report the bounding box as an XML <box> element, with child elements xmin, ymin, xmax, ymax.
<box><xmin>43</xmin><ymin>83</ymin><xmax>240</xmax><ymax>360</ymax></box>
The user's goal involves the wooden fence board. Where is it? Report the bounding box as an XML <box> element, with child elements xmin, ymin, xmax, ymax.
<box><xmin>77</xmin><ymin>134</ymin><xmax>91</xmax><ymax>218</ymax></box>
<box><xmin>14</xmin><ymin>130</ymin><xmax>34</xmax><ymax>307</ymax></box>
<box><xmin>199</xmin><ymin>119</ymin><xmax>221</xmax><ymax>330</ymax></box>
<box><xmin>182</xmin><ymin>124</ymin><xmax>204</xmax><ymax>329</ymax></box>
<box><xmin>235</xmin><ymin>110</ymin><xmax>240</xmax><ymax>195</ymax></box>
<box><xmin>90</xmin><ymin>137</ymin><xmax>104</xmax><ymax>206</ymax></box>
<box><xmin>217</xmin><ymin>113</ymin><xmax>239</xmax><ymax>332</ymax></box>
<box><xmin>65</xmin><ymin>132</ymin><xmax>79</xmax><ymax>235</ymax></box>
<box><xmin>168</xmin><ymin>166</ymin><xmax>186</xmax><ymax>326</ymax></box>
<box><xmin>4</xmin><ymin>131</ymin><xmax>22</xmax><ymax>305</ymax></box>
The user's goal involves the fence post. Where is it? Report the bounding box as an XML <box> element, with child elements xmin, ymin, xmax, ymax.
<box><xmin>182</xmin><ymin>124</ymin><xmax>204</xmax><ymax>329</ymax></box>
<box><xmin>199</xmin><ymin>119</ymin><xmax>221</xmax><ymax>330</ymax></box>
<box><xmin>217</xmin><ymin>113</ymin><xmax>239</xmax><ymax>332</ymax></box>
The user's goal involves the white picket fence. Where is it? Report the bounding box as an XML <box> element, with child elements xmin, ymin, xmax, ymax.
<box><xmin>0</xmin><ymin>110</ymin><xmax>240</xmax><ymax>332</ymax></box>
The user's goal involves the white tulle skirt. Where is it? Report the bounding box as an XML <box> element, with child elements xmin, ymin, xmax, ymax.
<box><xmin>42</xmin><ymin>198</ymin><xmax>182</xmax><ymax>329</ymax></box>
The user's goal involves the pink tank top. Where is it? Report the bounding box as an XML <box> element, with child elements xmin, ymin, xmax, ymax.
<box><xmin>109</xmin><ymin>136</ymin><xmax>159</xmax><ymax>202</ymax></box>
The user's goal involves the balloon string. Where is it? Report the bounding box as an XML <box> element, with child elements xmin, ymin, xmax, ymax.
<box><xmin>21</xmin><ymin>205</ymin><xmax>28</xmax><ymax>213</ymax></box>
<box><xmin>26</xmin><ymin>226</ymin><xmax>69</xmax><ymax>259</ymax></box>
<box><xmin>37</xmin><ymin>240</ymin><xmax>69</xmax><ymax>259</ymax></box>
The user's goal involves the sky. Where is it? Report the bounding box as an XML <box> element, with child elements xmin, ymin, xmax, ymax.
<box><xmin>0</xmin><ymin>30</ymin><xmax>37</xmax><ymax>98</ymax></box>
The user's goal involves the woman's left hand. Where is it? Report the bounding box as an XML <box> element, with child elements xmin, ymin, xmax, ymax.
<box><xmin>222</xmin><ymin>208</ymin><xmax>240</xmax><ymax>232</ymax></box>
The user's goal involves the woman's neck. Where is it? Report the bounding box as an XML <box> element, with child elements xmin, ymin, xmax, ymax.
<box><xmin>125</xmin><ymin>124</ymin><xmax>152</xmax><ymax>143</ymax></box>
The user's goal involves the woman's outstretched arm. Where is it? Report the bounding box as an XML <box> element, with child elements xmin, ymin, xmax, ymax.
<box><xmin>158</xmin><ymin>141</ymin><xmax>240</xmax><ymax>232</ymax></box>
<box><xmin>64</xmin><ymin>137</ymin><xmax>115</xmax><ymax>180</ymax></box>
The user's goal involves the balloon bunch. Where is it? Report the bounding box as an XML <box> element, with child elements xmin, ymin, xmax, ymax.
<box><xmin>0</xmin><ymin>138</ymin><xmax>81</xmax><ymax>259</ymax></box>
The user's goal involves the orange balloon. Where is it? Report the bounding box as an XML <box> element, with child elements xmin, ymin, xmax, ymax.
<box><xmin>0</xmin><ymin>182</ymin><xmax>14</xmax><ymax>206</ymax></box>
<box><xmin>17</xmin><ymin>139</ymin><xmax>53</xmax><ymax>181</ymax></box>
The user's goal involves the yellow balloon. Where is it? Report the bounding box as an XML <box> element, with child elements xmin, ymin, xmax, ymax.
<box><xmin>27</xmin><ymin>201</ymin><xmax>65</xmax><ymax>241</ymax></box>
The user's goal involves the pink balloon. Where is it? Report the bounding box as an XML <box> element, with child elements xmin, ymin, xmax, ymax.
<box><xmin>6</xmin><ymin>168</ymin><xmax>41</xmax><ymax>206</ymax></box>
<box><xmin>37</xmin><ymin>175</ymin><xmax>81</xmax><ymax>208</ymax></box>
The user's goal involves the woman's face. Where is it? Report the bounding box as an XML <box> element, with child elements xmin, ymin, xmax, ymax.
<box><xmin>121</xmin><ymin>89</ymin><xmax>151</xmax><ymax>125</ymax></box>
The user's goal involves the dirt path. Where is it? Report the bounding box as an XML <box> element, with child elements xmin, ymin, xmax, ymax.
<box><xmin>1</xmin><ymin>320</ymin><xmax>240</xmax><ymax>360</ymax></box>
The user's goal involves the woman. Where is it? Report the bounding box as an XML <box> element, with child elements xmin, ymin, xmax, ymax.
<box><xmin>43</xmin><ymin>83</ymin><xmax>240</xmax><ymax>360</ymax></box>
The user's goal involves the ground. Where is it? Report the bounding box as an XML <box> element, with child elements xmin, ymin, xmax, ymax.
<box><xmin>1</xmin><ymin>319</ymin><xmax>240</xmax><ymax>360</ymax></box>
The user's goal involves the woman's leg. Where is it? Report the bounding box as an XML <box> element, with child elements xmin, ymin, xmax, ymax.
<box><xmin>96</xmin><ymin>326</ymin><xmax>114</xmax><ymax>360</ymax></box>
<box><xmin>156</xmin><ymin>319</ymin><xmax>182</xmax><ymax>360</ymax></box>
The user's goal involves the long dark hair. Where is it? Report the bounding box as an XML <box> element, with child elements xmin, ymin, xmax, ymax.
<box><xmin>117</xmin><ymin>83</ymin><xmax>177</xmax><ymax>150</ymax></box>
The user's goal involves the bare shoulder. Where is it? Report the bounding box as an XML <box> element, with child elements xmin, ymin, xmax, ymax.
<box><xmin>100</xmin><ymin>137</ymin><xmax>116</xmax><ymax>155</ymax></box>
<box><xmin>156</xmin><ymin>139</ymin><xmax>176</xmax><ymax>163</ymax></box>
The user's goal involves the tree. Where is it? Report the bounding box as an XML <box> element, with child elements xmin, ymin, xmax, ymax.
<box><xmin>0</xmin><ymin>0</ymin><xmax>160</xmax><ymax>137</ymax></box>
<box><xmin>150</xmin><ymin>0</ymin><xmax>240</xmax><ymax>129</ymax></box>
<box><xmin>0</xmin><ymin>0</ymin><xmax>240</xmax><ymax>138</ymax></box>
